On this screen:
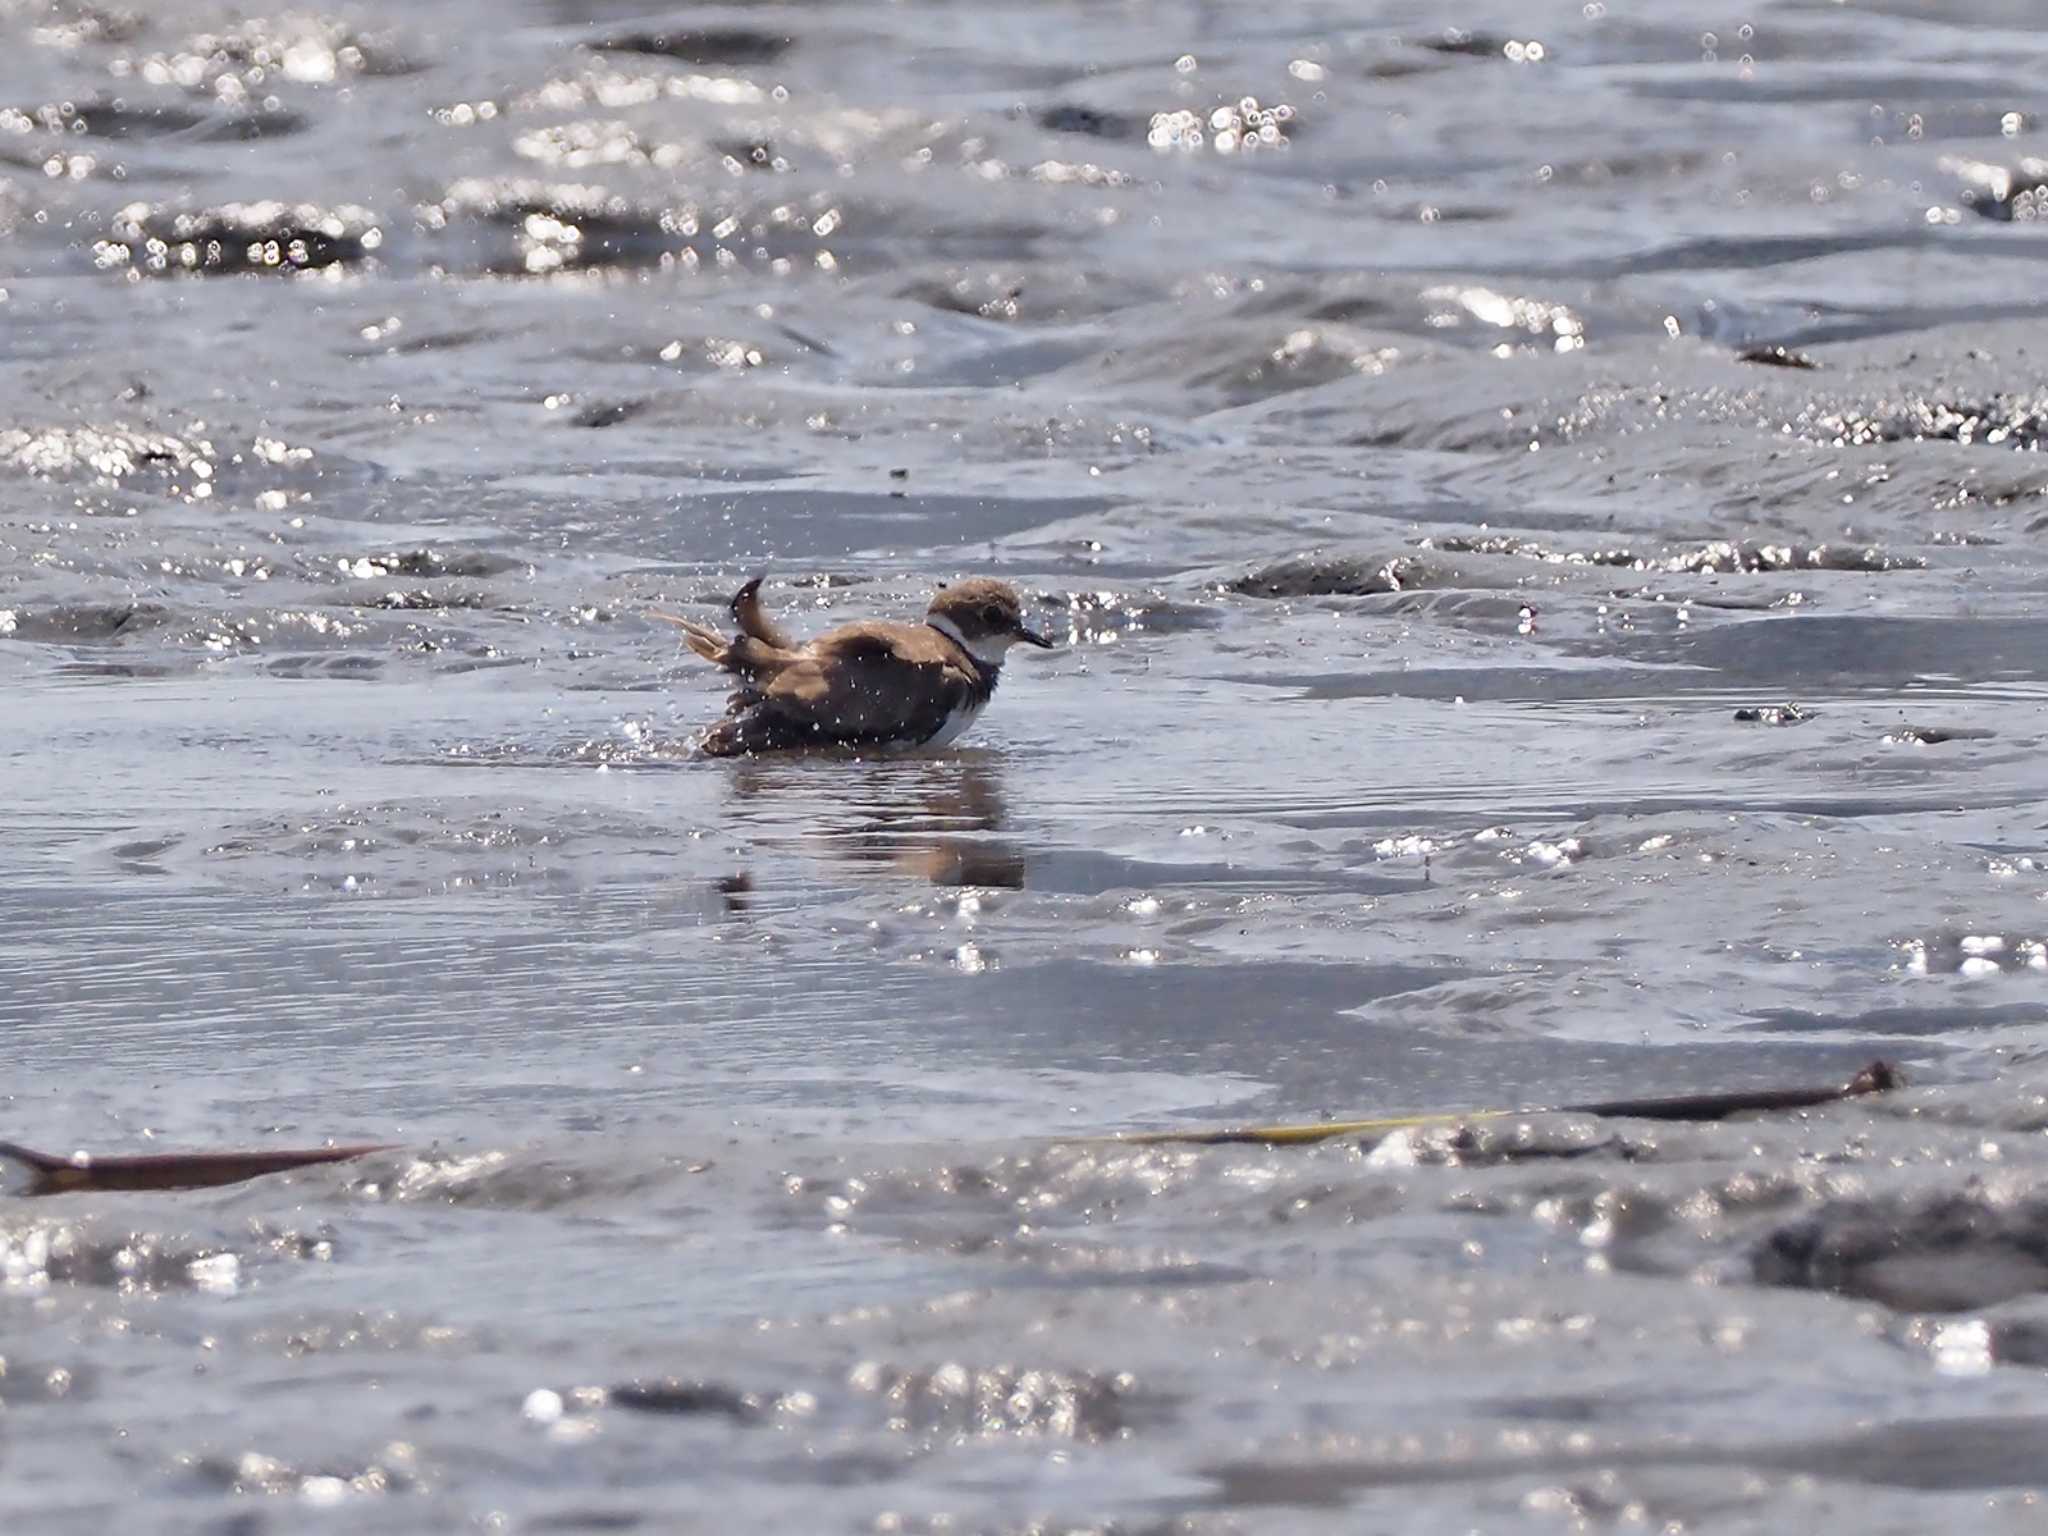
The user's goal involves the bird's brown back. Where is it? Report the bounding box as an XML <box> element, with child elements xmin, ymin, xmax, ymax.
<box><xmin>748</xmin><ymin>620</ymin><xmax>988</xmax><ymax>737</ymax></box>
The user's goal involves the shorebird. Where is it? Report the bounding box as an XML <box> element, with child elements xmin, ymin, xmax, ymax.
<box><xmin>654</xmin><ymin>576</ymin><xmax>1052</xmax><ymax>756</ymax></box>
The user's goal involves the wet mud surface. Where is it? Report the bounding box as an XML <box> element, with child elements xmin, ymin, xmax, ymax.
<box><xmin>9</xmin><ymin>0</ymin><xmax>2048</xmax><ymax>1529</ymax></box>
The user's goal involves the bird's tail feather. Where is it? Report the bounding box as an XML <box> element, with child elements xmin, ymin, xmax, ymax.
<box><xmin>647</xmin><ymin>609</ymin><xmax>728</xmax><ymax>664</ymax></box>
<box><xmin>649</xmin><ymin>609</ymin><xmax>798</xmax><ymax>681</ymax></box>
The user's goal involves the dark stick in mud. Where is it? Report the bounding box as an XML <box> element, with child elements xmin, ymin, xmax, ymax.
<box><xmin>1115</xmin><ymin>1061</ymin><xmax>1902</xmax><ymax>1147</ymax></box>
<box><xmin>0</xmin><ymin>1066</ymin><xmax>1904</xmax><ymax>1194</ymax></box>
<box><xmin>0</xmin><ymin>1140</ymin><xmax>395</xmax><ymax>1197</ymax></box>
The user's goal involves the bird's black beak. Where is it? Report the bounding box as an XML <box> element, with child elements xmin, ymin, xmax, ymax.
<box><xmin>1015</xmin><ymin>621</ymin><xmax>1054</xmax><ymax>648</ymax></box>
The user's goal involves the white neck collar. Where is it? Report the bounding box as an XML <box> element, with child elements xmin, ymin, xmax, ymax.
<box><xmin>928</xmin><ymin>614</ymin><xmax>1007</xmax><ymax>669</ymax></box>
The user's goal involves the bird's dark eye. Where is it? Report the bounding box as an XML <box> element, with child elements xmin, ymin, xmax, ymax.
<box><xmin>982</xmin><ymin>605</ymin><xmax>1004</xmax><ymax>627</ymax></box>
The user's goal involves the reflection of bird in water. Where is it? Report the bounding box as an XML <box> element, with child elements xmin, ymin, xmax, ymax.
<box><xmin>727</xmin><ymin>755</ymin><xmax>1026</xmax><ymax>888</ymax></box>
<box><xmin>652</xmin><ymin>575</ymin><xmax>1052</xmax><ymax>756</ymax></box>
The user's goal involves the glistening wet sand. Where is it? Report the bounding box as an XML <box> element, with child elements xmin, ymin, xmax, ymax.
<box><xmin>10</xmin><ymin>0</ymin><xmax>2048</xmax><ymax>1529</ymax></box>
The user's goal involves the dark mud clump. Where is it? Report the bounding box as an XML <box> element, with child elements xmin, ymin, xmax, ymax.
<box><xmin>1738</xmin><ymin>344</ymin><xmax>1819</xmax><ymax>370</ymax></box>
<box><xmin>0</xmin><ymin>601</ymin><xmax>172</xmax><ymax>644</ymax></box>
<box><xmin>95</xmin><ymin>201</ymin><xmax>382</xmax><ymax>275</ymax></box>
<box><xmin>1230</xmin><ymin>553</ymin><xmax>1423</xmax><ymax>597</ymax></box>
<box><xmin>1034</xmin><ymin>104</ymin><xmax>1144</xmax><ymax>141</ymax></box>
<box><xmin>605</xmin><ymin>1379</ymin><xmax>762</xmax><ymax>1421</ymax></box>
<box><xmin>1755</xmin><ymin>1193</ymin><xmax>2048</xmax><ymax>1312</ymax></box>
<box><xmin>1885</xmin><ymin>724</ymin><xmax>1992</xmax><ymax>746</ymax></box>
<box><xmin>570</xmin><ymin>399</ymin><xmax>650</xmax><ymax>429</ymax></box>
<box><xmin>591</xmin><ymin>28</ymin><xmax>792</xmax><ymax>65</ymax></box>
<box><xmin>341</xmin><ymin>547</ymin><xmax>526</xmax><ymax>580</ymax></box>
<box><xmin>1053</xmin><ymin>588</ymin><xmax>1224</xmax><ymax>637</ymax></box>
<box><xmin>1734</xmin><ymin>703</ymin><xmax>1816</xmax><ymax>725</ymax></box>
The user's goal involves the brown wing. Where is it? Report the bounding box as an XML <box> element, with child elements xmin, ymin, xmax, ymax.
<box><xmin>751</xmin><ymin>623</ymin><xmax>978</xmax><ymax>743</ymax></box>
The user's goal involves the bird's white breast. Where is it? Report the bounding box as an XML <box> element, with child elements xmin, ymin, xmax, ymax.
<box><xmin>921</xmin><ymin>701</ymin><xmax>984</xmax><ymax>749</ymax></box>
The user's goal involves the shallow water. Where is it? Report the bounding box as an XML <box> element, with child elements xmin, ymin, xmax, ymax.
<box><xmin>9</xmin><ymin>0</ymin><xmax>2048</xmax><ymax>1528</ymax></box>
